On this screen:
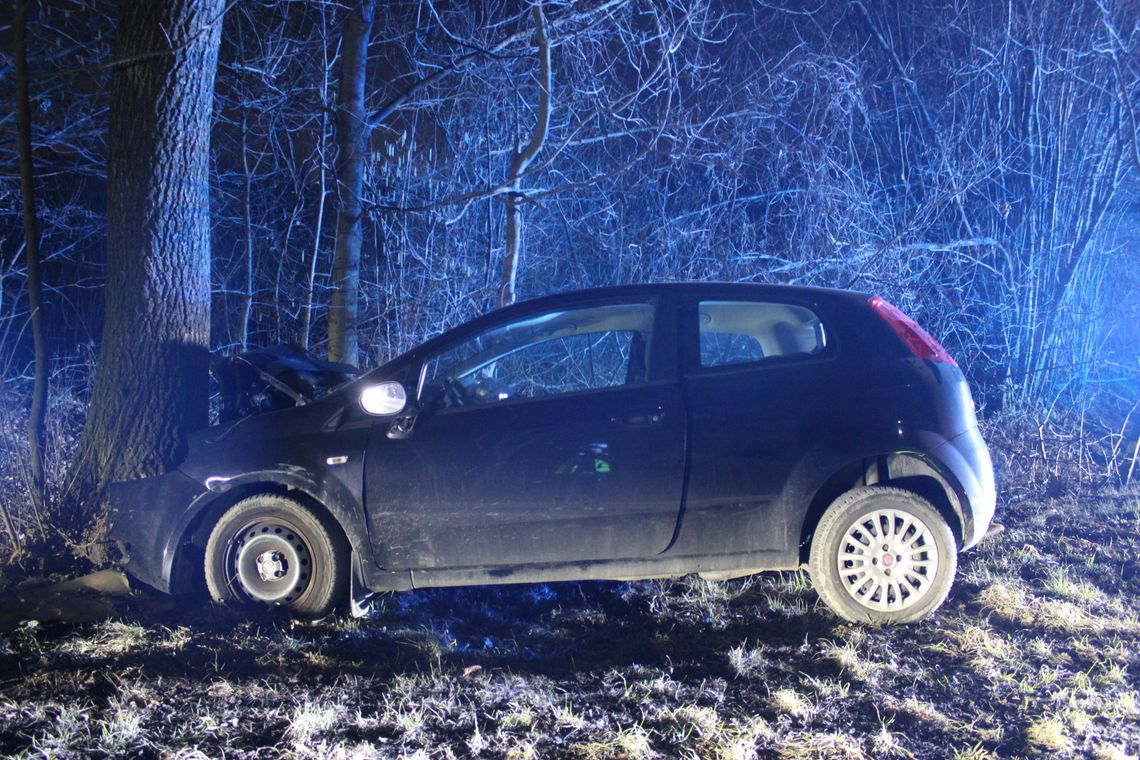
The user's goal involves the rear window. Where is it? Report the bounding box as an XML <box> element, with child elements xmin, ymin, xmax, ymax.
<box><xmin>698</xmin><ymin>300</ymin><xmax>826</xmax><ymax>368</ymax></box>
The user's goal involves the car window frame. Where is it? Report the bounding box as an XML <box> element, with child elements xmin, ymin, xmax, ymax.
<box><xmin>411</xmin><ymin>293</ymin><xmax>677</xmax><ymax>415</ymax></box>
<box><xmin>680</xmin><ymin>292</ymin><xmax>837</xmax><ymax>377</ymax></box>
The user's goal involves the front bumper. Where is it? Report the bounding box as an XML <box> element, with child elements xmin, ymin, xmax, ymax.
<box><xmin>107</xmin><ymin>469</ymin><xmax>209</xmax><ymax>593</ymax></box>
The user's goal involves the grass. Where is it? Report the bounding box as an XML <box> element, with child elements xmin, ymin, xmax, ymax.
<box><xmin>1025</xmin><ymin>716</ymin><xmax>1074</xmax><ymax>753</ymax></box>
<box><xmin>818</xmin><ymin>637</ymin><xmax>882</xmax><ymax>681</ymax></box>
<box><xmin>287</xmin><ymin>699</ymin><xmax>341</xmax><ymax>747</ymax></box>
<box><xmin>1</xmin><ymin>495</ymin><xmax>1139</xmax><ymax>757</ymax></box>
<box><xmin>726</xmin><ymin>641</ymin><xmax>769</xmax><ymax>677</ymax></box>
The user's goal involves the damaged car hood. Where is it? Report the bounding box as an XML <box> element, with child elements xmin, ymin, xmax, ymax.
<box><xmin>212</xmin><ymin>344</ymin><xmax>359</xmax><ymax>423</ymax></box>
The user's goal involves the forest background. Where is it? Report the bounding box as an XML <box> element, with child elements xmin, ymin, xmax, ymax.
<box><xmin>2</xmin><ymin>0</ymin><xmax>1139</xmax><ymax>556</ymax></box>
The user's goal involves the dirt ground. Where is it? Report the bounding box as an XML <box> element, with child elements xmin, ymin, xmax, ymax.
<box><xmin>1</xmin><ymin>494</ymin><xmax>1138</xmax><ymax>759</ymax></box>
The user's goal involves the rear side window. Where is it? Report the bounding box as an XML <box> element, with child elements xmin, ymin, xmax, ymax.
<box><xmin>698</xmin><ymin>300</ymin><xmax>826</xmax><ymax>368</ymax></box>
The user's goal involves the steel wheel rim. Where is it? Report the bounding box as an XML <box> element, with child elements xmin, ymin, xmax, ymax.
<box><xmin>229</xmin><ymin>519</ymin><xmax>313</xmax><ymax>604</ymax></box>
<box><xmin>836</xmin><ymin>508</ymin><xmax>939</xmax><ymax>613</ymax></box>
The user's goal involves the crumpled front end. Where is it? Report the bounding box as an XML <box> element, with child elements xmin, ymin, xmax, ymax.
<box><xmin>212</xmin><ymin>344</ymin><xmax>358</xmax><ymax>423</ymax></box>
<box><xmin>107</xmin><ymin>469</ymin><xmax>209</xmax><ymax>593</ymax></box>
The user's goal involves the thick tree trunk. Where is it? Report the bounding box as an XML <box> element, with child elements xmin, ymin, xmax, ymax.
<box><xmin>69</xmin><ymin>0</ymin><xmax>225</xmax><ymax>508</ymax></box>
<box><xmin>498</xmin><ymin>4</ymin><xmax>551</xmax><ymax>308</ymax></box>
<box><xmin>328</xmin><ymin>0</ymin><xmax>374</xmax><ymax>366</ymax></box>
<box><xmin>14</xmin><ymin>0</ymin><xmax>49</xmax><ymax>505</ymax></box>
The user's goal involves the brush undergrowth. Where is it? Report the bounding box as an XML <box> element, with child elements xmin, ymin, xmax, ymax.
<box><xmin>0</xmin><ymin>354</ymin><xmax>94</xmax><ymax>577</ymax></box>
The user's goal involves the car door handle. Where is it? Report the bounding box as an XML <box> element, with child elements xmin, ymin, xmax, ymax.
<box><xmin>611</xmin><ymin>408</ymin><xmax>666</xmax><ymax>426</ymax></box>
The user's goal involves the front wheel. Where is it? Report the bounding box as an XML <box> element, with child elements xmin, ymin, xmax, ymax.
<box><xmin>205</xmin><ymin>494</ymin><xmax>348</xmax><ymax>618</ymax></box>
<box><xmin>809</xmin><ymin>486</ymin><xmax>957</xmax><ymax>624</ymax></box>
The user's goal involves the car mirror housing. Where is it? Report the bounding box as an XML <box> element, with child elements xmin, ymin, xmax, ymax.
<box><xmin>360</xmin><ymin>381</ymin><xmax>407</xmax><ymax>416</ymax></box>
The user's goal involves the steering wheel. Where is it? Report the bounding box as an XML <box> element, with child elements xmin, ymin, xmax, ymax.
<box><xmin>441</xmin><ymin>377</ymin><xmax>469</xmax><ymax>406</ymax></box>
<box><xmin>471</xmin><ymin>375</ymin><xmax>513</xmax><ymax>402</ymax></box>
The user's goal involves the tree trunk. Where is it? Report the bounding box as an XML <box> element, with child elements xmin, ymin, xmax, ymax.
<box><xmin>498</xmin><ymin>4</ymin><xmax>551</xmax><ymax>308</ymax></box>
<box><xmin>69</xmin><ymin>0</ymin><xmax>225</xmax><ymax>509</ymax></box>
<box><xmin>328</xmin><ymin>0</ymin><xmax>374</xmax><ymax>366</ymax></box>
<box><xmin>301</xmin><ymin>8</ymin><xmax>333</xmax><ymax>353</ymax></box>
<box><xmin>239</xmin><ymin>110</ymin><xmax>256</xmax><ymax>352</ymax></box>
<box><xmin>301</xmin><ymin>129</ymin><xmax>327</xmax><ymax>352</ymax></box>
<box><xmin>14</xmin><ymin>0</ymin><xmax>49</xmax><ymax>506</ymax></box>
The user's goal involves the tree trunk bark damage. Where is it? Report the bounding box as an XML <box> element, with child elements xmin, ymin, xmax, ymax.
<box><xmin>70</xmin><ymin>0</ymin><xmax>225</xmax><ymax>507</ymax></box>
<box><xmin>328</xmin><ymin>0</ymin><xmax>375</xmax><ymax>367</ymax></box>
<box><xmin>498</xmin><ymin>4</ymin><xmax>551</xmax><ymax>309</ymax></box>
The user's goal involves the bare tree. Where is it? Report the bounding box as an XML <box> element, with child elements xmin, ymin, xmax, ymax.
<box><xmin>328</xmin><ymin>0</ymin><xmax>375</xmax><ymax>366</ymax></box>
<box><xmin>13</xmin><ymin>0</ymin><xmax>49</xmax><ymax>505</ymax></box>
<box><xmin>300</xmin><ymin>3</ymin><xmax>335</xmax><ymax>352</ymax></box>
<box><xmin>498</xmin><ymin>3</ymin><xmax>551</xmax><ymax>308</ymax></box>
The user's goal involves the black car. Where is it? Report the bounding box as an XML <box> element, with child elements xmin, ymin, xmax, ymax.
<box><xmin>109</xmin><ymin>283</ymin><xmax>996</xmax><ymax>624</ymax></box>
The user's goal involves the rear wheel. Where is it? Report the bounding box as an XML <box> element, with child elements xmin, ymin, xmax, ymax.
<box><xmin>809</xmin><ymin>486</ymin><xmax>956</xmax><ymax>624</ymax></box>
<box><xmin>205</xmin><ymin>494</ymin><xmax>347</xmax><ymax>618</ymax></box>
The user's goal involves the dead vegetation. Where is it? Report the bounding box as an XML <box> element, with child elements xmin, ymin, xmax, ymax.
<box><xmin>0</xmin><ymin>494</ymin><xmax>1138</xmax><ymax>758</ymax></box>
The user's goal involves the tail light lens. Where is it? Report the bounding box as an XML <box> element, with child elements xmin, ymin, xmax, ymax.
<box><xmin>869</xmin><ymin>296</ymin><xmax>958</xmax><ymax>366</ymax></box>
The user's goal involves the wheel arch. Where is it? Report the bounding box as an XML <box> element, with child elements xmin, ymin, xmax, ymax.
<box><xmin>796</xmin><ymin>452</ymin><xmax>965</xmax><ymax>564</ymax></box>
<box><xmin>168</xmin><ymin>473</ymin><xmax>358</xmax><ymax>595</ymax></box>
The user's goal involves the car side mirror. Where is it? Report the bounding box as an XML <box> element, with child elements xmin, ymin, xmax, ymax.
<box><xmin>359</xmin><ymin>381</ymin><xmax>407</xmax><ymax>416</ymax></box>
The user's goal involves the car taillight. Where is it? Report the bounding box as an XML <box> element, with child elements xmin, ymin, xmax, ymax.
<box><xmin>869</xmin><ymin>296</ymin><xmax>958</xmax><ymax>366</ymax></box>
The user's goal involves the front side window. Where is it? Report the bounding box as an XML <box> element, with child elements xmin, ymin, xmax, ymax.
<box><xmin>698</xmin><ymin>300</ymin><xmax>826</xmax><ymax>368</ymax></box>
<box><xmin>421</xmin><ymin>302</ymin><xmax>654</xmax><ymax>407</ymax></box>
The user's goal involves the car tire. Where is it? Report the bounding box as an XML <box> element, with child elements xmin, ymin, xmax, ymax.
<box><xmin>205</xmin><ymin>494</ymin><xmax>348</xmax><ymax>618</ymax></box>
<box><xmin>809</xmin><ymin>486</ymin><xmax>957</xmax><ymax>624</ymax></box>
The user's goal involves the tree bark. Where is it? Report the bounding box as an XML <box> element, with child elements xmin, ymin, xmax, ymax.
<box><xmin>498</xmin><ymin>4</ymin><xmax>551</xmax><ymax>308</ymax></box>
<box><xmin>301</xmin><ymin>6</ymin><xmax>333</xmax><ymax>353</ymax></box>
<box><xmin>239</xmin><ymin>110</ymin><xmax>255</xmax><ymax>351</ymax></box>
<box><xmin>301</xmin><ymin>120</ymin><xmax>328</xmax><ymax>352</ymax></box>
<box><xmin>328</xmin><ymin>0</ymin><xmax>374</xmax><ymax>366</ymax></box>
<box><xmin>14</xmin><ymin>0</ymin><xmax>49</xmax><ymax>506</ymax></box>
<box><xmin>69</xmin><ymin>0</ymin><xmax>225</xmax><ymax>508</ymax></box>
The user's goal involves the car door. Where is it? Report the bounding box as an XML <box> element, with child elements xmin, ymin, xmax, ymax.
<box><xmin>363</xmin><ymin>296</ymin><xmax>686</xmax><ymax>570</ymax></box>
<box><xmin>675</xmin><ymin>292</ymin><xmax>838</xmax><ymax>556</ymax></box>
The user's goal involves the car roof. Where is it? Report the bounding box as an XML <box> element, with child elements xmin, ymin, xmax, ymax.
<box><xmin>503</xmin><ymin>281</ymin><xmax>873</xmax><ymax>314</ymax></box>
